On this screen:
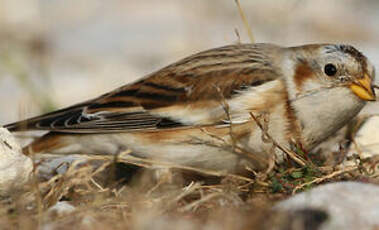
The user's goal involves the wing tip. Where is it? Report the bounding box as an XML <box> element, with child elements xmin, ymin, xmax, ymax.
<box><xmin>3</xmin><ymin>120</ymin><xmax>31</xmax><ymax>132</ymax></box>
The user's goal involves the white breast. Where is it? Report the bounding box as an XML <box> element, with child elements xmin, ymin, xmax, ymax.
<box><xmin>292</xmin><ymin>86</ymin><xmax>365</xmax><ymax>149</ymax></box>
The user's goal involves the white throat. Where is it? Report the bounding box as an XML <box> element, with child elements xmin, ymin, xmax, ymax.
<box><xmin>291</xmin><ymin>86</ymin><xmax>365</xmax><ymax>149</ymax></box>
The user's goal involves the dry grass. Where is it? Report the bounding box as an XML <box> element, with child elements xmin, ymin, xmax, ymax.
<box><xmin>0</xmin><ymin>133</ymin><xmax>379</xmax><ymax>230</ymax></box>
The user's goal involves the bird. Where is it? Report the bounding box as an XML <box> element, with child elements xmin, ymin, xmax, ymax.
<box><xmin>4</xmin><ymin>43</ymin><xmax>376</xmax><ymax>174</ymax></box>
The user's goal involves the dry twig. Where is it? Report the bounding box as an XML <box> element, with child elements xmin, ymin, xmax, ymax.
<box><xmin>250</xmin><ymin>112</ymin><xmax>307</xmax><ymax>167</ymax></box>
<box><xmin>292</xmin><ymin>165</ymin><xmax>359</xmax><ymax>194</ymax></box>
<box><xmin>83</xmin><ymin>153</ymin><xmax>255</xmax><ymax>183</ymax></box>
<box><xmin>234</xmin><ymin>0</ymin><xmax>255</xmax><ymax>43</ymax></box>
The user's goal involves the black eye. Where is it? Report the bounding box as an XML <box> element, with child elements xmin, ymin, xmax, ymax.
<box><xmin>324</xmin><ymin>63</ymin><xmax>337</xmax><ymax>76</ymax></box>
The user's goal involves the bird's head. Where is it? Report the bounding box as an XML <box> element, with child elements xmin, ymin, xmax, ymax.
<box><xmin>286</xmin><ymin>44</ymin><xmax>376</xmax><ymax>102</ymax></box>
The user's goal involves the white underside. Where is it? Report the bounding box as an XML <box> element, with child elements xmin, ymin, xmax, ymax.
<box><xmin>50</xmin><ymin>101</ymin><xmax>291</xmax><ymax>173</ymax></box>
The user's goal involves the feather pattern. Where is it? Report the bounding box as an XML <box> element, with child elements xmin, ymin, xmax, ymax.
<box><xmin>5</xmin><ymin>43</ymin><xmax>284</xmax><ymax>133</ymax></box>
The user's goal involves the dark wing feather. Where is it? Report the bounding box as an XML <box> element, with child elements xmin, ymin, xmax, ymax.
<box><xmin>4</xmin><ymin>43</ymin><xmax>282</xmax><ymax>133</ymax></box>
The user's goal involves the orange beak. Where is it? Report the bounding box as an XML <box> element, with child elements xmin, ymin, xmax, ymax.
<box><xmin>350</xmin><ymin>73</ymin><xmax>376</xmax><ymax>101</ymax></box>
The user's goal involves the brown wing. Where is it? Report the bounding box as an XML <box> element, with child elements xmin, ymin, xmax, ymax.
<box><xmin>4</xmin><ymin>43</ymin><xmax>283</xmax><ymax>133</ymax></box>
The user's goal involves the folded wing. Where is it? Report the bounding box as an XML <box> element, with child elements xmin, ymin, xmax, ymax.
<box><xmin>5</xmin><ymin>43</ymin><xmax>282</xmax><ymax>133</ymax></box>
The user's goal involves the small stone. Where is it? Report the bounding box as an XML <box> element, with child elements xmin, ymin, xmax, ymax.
<box><xmin>47</xmin><ymin>201</ymin><xmax>76</xmax><ymax>217</ymax></box>
<box><xmin>42</xmin><ymin>202</ymin><xmax>77</xmax><ymax>230</ymax></box>
<box><xmin>0</xmin><ymin>128</ymin><xmax>33</xmax><ymax>195</ymax></box>
<box><xmin>35</xmin><ymin>155</ymin><xmax>87</xmax><ymax>180</ymax></box>
<box><xmin>349</xmin><ymin>116</ymin><xmax>379</xmax><ymax>158</ymax></box>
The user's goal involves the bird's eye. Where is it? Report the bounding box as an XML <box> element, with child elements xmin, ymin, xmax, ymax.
<box><xmin>324</xmin><ymin>63</ymin><xmax>337</xmax><ymax>76</ymax></box>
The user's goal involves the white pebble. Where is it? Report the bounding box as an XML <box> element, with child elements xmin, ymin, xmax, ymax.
<box><xmin>0</xmin><ymin>128</ymin><xmax>33</xmax><ymax>195</ymax></box>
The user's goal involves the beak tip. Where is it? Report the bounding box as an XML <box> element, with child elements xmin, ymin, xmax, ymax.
<box><xmin>369</xmin><ymin>86</ymin><xmax>376</xmax><ymax>101</ymax></box>
<box><xmin>350</xmin><ymin>74</ymin><xmax>376</xmax><ymax>101</ymax></box>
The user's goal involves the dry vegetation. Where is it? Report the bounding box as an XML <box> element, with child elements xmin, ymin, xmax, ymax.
<box><xmin>0</xmin><ymin>117</ymin><xmax>379</xmax><ymax>230</ymax></box>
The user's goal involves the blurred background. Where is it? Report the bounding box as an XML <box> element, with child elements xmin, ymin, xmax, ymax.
<box><xmin>1</xmin><ymin>0</ymin><xmax>379</xmax><ymax>124</ymax></box>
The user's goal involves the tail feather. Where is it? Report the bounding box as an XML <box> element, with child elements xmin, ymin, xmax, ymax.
<box><xmin>5</xmin><ymin>119</ymin><xmax>37</xmax><ymax>132</ymax></box>
<box><xmin>4</xmin><ymin>101</ymin><xmax>90</xmax><ymax>132</ymax></box>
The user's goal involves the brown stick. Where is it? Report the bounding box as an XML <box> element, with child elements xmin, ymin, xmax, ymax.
<box><xmin>249</xmin><ymin>112</ymin><xmax>306</xmax><ymax>167</ymax></box>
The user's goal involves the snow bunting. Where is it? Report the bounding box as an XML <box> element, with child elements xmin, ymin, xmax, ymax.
<box><xmin>5</xmin><ymin>43</ymin><xmax>376</xmax><ymax>173</ymax></box>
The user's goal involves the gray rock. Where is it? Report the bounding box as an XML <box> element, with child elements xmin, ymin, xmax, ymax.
<box><xmin>276</xmin><ymin>182</ymin><xmax>379</xmax><ymax>230</ymax></box>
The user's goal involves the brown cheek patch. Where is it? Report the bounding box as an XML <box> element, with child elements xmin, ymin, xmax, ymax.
<box><xmin>283</xmin><ymin>93</ymin><xmax>304</xmax><ymax>147</ymax></box>
<box><xmin>294</xmin><ymin>61</ymin><xmax>314</xmax><ymax>92</ymax></box>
